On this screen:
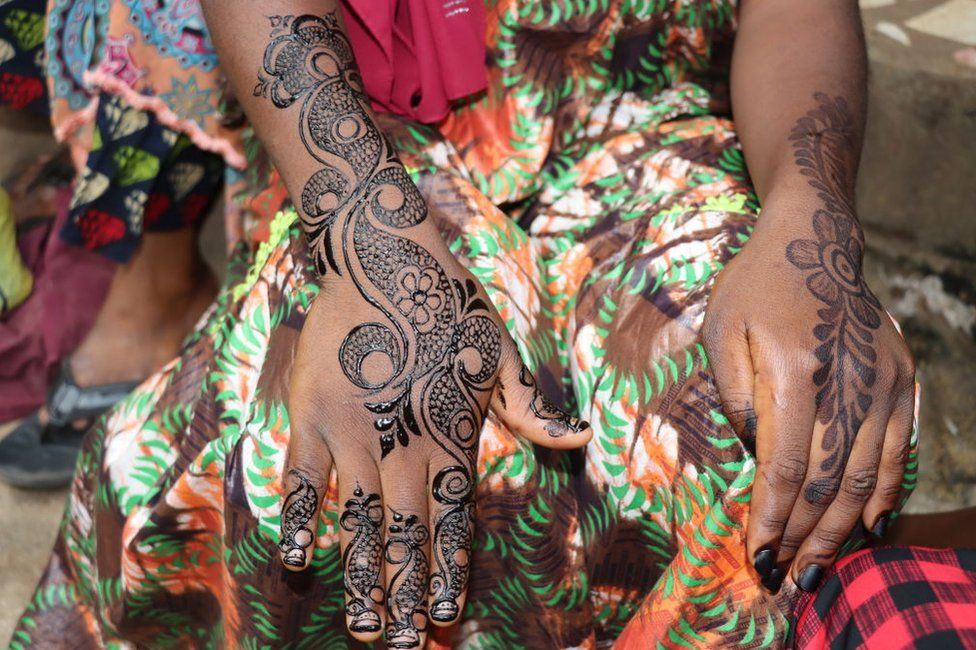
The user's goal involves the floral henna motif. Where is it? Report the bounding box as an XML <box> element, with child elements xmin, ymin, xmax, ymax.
<box><xmin>340</xmin><ymin>486</ymin><xmax>384</xmax><ymax>633</ymax></box>
<box><xmin>518</xmin><ymin>365</ymin><xmax>588</xmax><ymax>437</ymax></box>
<box><xmin>392</xmin><ymin>266</ymin><xmax>446</xmax><ymax>333</ymax></box>
<box><xmin>258</xmin><ymin>12</ymin><xmax>502</xmax><ymax>630</ymax></box>
<box><xmin>278</xmin><ymin>471</ymin><xmax>317</xmax><ymax>567</ymax></box>
<box><xmin>385</xmin><ymin>511</ymin><xmax>430</xmax><ymax>648</ymax></box>
<box><xmin>785</xmin><ymin>93</ymin><xmax>882</xmax><ymax>504</ymax></box>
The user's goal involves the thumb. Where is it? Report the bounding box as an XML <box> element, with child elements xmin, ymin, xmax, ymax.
<box><xmin>279</xmin><ymin>407</ymin><xmax>333</xmax><ymax>572</ymax></box>
<box><xmin>702</xmin><ymin>314</ymin><xmax>757</xmax><ymax>450</ymax></box>
<box><xmin>491</xmin><ymin>333</ymin><xmax>592</xmax><ymax>449</ymax></box>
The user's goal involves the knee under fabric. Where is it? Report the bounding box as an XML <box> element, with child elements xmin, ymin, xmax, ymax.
<box><xmin>0</xmin><ymin>187</ymin><xmax>33</xmax><ymax>313</ymax></box>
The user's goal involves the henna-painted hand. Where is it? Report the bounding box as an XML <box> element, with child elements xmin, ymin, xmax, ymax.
<box><xmin>284</xmin><ymin>258</ymin><xmax>590</xmax><ymax>646</ymax></box>
<box><xmin>702</xmin><ymin>95</ymin><xmax>915</xmax><ymax>595</ymax></box>
<box><xmin>257</xmin><ymin>15</ymin><xmax>591</xmax><ymax>648</ymax></box>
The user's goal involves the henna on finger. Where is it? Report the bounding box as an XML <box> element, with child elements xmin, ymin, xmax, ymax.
<box><xmin>341</xmin><ymin>485</ymin><xmax>385</xmax><ymax>634</ymax></box>
<box><xmin>257</xmin><ymin>15</ymin><xmax>503</xmax><ymax>635</ymax></box>
<box><xmin>785</xmin><ymin>93</ymin><xmax>882</xmax><ymax>500</ymax></box>
<box><xmin>429</xmin><ymin>465</ymin><xmax>475</xmax><ymax>622</ymax></box>
<box><xmin>518</xmin><ymin>365</ymin><xmax>588</xmax><ymax>438</ymax></box>
<box><xmin>279</xmin><ymin>470</ymin><xmax>318</xmax><ymax>567</ymax></box>
<box><xmin>385</xmin><ymin>509</ymin><xmax>430</xmax><ymax>648</ymax></box>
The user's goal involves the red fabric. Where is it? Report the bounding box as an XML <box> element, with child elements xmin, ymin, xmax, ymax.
<box><xmin>340</xmin><ymin>0</ymin><xmax>487</xmax><ymax>124</ymax></box>
<box><xmin>794</xmin><ymin>546</ymin><xmax>976</xmax><ymax>649</ymax></box>
<box><xmin>0</xmin><ymin>187</ymin><xmax>114</xmax><ymax>422</ymax></box>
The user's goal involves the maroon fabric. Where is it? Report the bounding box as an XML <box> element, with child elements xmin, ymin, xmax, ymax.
<box><xmin>341</xmin><ymin>0</ymin><xmax>487</xmax><ymax>123</ymax></box>
<box><xmin>794</xmin><ymin>546</ymin><xmax>976</xmax><ymax>649</ymax></box>
<box><xmin>0</xmin><ymin>187</ymin><xmax>114</xmax><ymax>422</ymax></box>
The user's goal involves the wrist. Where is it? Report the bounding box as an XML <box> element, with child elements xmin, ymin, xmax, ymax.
<box><xmin>758</xmin><ymin>179</ymin><xmax>859</xmax><ymax>234</ymax></box>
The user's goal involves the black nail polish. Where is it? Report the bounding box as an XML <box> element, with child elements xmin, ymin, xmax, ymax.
<box><xmin>761</xmin><ymin>566</ymin><xmax>785</xmax><ymax>594</ymax></box>
<box><xmin>871</xmin><ymin>513</ymin><xmax>890</xmax><ymax>538</ymax></box>
<box><xmin>753</xmin><ymin>547</ymin><xmax>776</xmax><ymax>580</ymax></box>
<box><xmin>796</xmin><ymin>564</ymin><xmax>824</xmax><ymax>592</ymax></box>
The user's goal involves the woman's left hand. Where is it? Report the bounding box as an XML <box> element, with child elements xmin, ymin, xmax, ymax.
<box><xmin>703</xmin><ymin>198</ymin><xmax>916</xmax><ymax>593</ymax></box>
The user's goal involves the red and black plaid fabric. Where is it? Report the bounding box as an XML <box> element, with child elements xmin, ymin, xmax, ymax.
<box><xmin>794</xmin><ymin>546</ymin><xmax>976</xmax><ymax>649</ymax></box>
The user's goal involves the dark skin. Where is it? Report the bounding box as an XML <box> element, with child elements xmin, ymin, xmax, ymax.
<box><xmin>708</xmin><ymin>0</ymin><xmax>915</xmax><ymax>592</ymax></box>
<box><xmin>199</xmin><ymin>2</ymin><xmax>916</xmax><ymax>646</ymax></box>
<box><xmin>199</xmin><ymin>3</ymin><xmax>591</xmax><ymax>646</ymax></box>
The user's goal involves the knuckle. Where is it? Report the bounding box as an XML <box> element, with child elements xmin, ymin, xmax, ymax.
<box><xmin>883</xmin><ymin>435</ymin><xmax>912</xmax><ymax>468</ymax></box>
<box><xmin>897</xmin><ymin>349</ymin><xmax>916</xmax><ymax>380</ymax></box>
<box><xmin>876</xmin><ymin>358</ymin><xmax>900</xmax><ymax>390</ymax></box>
<box><xmin>811</xmin><ymin>525</ymin><xmax>850</xmax><ymax>551</ymax></box>
<box><xmin>779</xmin><ymin>530</ymin><xmax>807</xmax><ymax>554</ymax></box>
<box><xmin>755</xmin><ymin>511</ymin><xmax>791</xmax><ymax>534</ymax></box>
<box><xmin>794</xmin><ymin>353</ymin><xmax>820</xmax><ymax>376</ymax></box>
<box><xmin>841</xmin><ymin>468</ymin><xmax>878</xmax><ymax>501</ymax></box>
<box><xmin>766</xmin><ymin>457</ymin><xmax>808</xmax><ymax>489</ymax></box>
<box><xmin>803</xmin><ymin>477</ymin><xmax>841</xmax><ymax>506</ymax></box>
<box><xmin>701</xmin><ymin>314</ymin><xmax>729</xmax><ymax>347</ymax></box>
<box><xmin>875</xmin><ymin>480</ymin><xmax>903</xmax><ymax>502</ymax></box>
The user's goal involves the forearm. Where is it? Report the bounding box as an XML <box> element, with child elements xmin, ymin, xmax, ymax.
<box><xmin>199</xmin><ymin>1</ymin><xmax>437</xmax><ymax>276</ymax></box>
<box><xmin>731</xmin><ymin>0</ymin><xmax>867</xmax><ymax>218</ymax></box>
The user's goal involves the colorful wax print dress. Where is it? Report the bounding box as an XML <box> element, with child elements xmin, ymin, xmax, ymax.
<box><xmin>11</xmin><ymin>1</ymin><xmax>918</xmax><ymax>648</ymax></box>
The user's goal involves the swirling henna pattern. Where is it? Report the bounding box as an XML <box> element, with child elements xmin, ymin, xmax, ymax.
<box><xmin>279</xmin><ymin>470</ymin><xmax>317</xmax><ymax>567</ymax></box>
<box><xmin>340</xmin><ymin>487</ymin><xmax>384</xmax><ymax>633</ymax></box>
<box><xmin>258</xmin><ymin>13</ymin><xmax>503</xmax><ymax>629</ymax></box>
<box><xmin>255</xmin><ymin>13</ymin><xmax>381</xmax><ymax>276</ymax></box>
<box><xmin>385</xmin><ymin>511</ymin><xmax>430</xmax><ymax>648</ymax></box>
<box><xmin>518</xmin><ymin>365</ymin><xmax>588</xmax><ymax>437</ymax></box>
<box><xmin>785</xmin><ymin>93</ymin><xmax>882</xmax><ymax>505</ymax></box>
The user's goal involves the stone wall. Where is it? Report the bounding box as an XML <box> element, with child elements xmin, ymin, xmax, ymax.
<box><xmin>858</xmin><ymin>0</ymin><xmax>976</xmax><ymax>511</ymax></box>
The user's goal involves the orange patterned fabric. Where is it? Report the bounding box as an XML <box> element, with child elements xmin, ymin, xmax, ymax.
<box><xmin>12</xmin><ymin>1</ymin><xmax>920</xmax><ymax>648</ymax></box>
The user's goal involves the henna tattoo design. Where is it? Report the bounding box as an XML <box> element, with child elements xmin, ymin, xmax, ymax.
<box><xmin>385</xmin><ymin>511</ymin><xmax>430</xmax><ymax>648</ymax></box>
<box><xmin>518</xmin><ymin>365</ymin><xmax>588</xmax><ymax>437</ymax></box>
<box><xmin>258</xmin><ymin>13</ymin><xmax>503</xmax><ymax>626</ymax></box>
<box><xmin>278</xmin><ymin>470</ymin><xmax>317</xmax><ymax>567</ymax></box>
<box><xmin>340</xmin><ymin>486</ymin><xmax>384</xmax><ymax>633</ymax></box>
<box><xmin>785</xmin><ymin>93</ymin><xmax>881</xmax><ymax>505</ymax></box>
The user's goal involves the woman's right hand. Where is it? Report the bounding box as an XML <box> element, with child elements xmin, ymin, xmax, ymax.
<box><xmin>282</xmin><ymin>224</ymin><xmax>591</xmax><ymax>648</ymax></box>
<box><xmin>196</xmin><ymin>9</ymin><xmax>590</xmax><ymax>645</ymax></box>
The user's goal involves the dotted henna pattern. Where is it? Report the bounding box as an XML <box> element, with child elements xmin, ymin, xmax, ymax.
<box><xmin>257</xmin><ymin>13</ymin><xmax>503</xmax><ymax>638</ymax></box>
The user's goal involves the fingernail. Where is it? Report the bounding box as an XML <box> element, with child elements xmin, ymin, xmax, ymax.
<box><xmin>753</xmin><ymin>547</ymin><xmax>776</xmax><ymax>580</ymax></box>
<box><xmin>871</xmin><ymin>513</ymin><xmax>890</xmax><ymax>538</ymax></box>
<box><xmin>349</xmin><ymin>609</ymin><xmax>381</xmax><ymax>633</ymax></box>
<box><xmin>761</xmin><ymin>566</ymin><xmax>785</xmax><ymax>594</ymax></box>
<box><xmin>796</xmin><ymin>564</ymin><xmax>824</xmax><ymax>593</ymax></box>
<box><xmin>430</xmin><ymin>599</ymin><xmax>459</xmax><ymax>622</ymax></box>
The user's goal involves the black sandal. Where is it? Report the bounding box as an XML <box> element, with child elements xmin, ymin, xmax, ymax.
<box><xmin>0</xmin><ymin>361</ymin><xmax>139</xmax><ymax>489</ymax></box>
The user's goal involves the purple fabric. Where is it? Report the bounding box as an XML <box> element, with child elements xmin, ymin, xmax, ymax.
<box><xmin>0</xmin><ymin>187</ymin><xmax>114</xmax><ymax>423</ymax></box>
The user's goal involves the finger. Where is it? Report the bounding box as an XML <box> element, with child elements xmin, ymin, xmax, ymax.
<box><xmin>381</xmin><ymin>459</ymin><xmax>431</xmax><ymax>649</ymax></box>
<box><xmin>337</xmin><ymin>465</ymin><xmax>386</xmax><ymax>641</ymax></box>
<box><xmin>279</xmin><ymin>430</ymin><xmax>332</xmax><ymax>571</ymax></box>
<box><xmin>490</xmin><ymin>333</ymin><xmax>591</xmax><ymax>449</ymax></box>
<box><xmin>746</xmin><ymin>373</ymin><xmax>817</xmax><ymax>594</ymax></box>
<box><xmin>790</xmin><ymin>407</ymin><xmax>890</xmax><ymax>592</ymax></box>
<box><xmin>427</xmin><ymin>454</ymin><xmax>475</xmax><ymax>626</ymax></box>
<box><xmin>703</xmin><ymin>315</ymin><xmax>757</xmax><ymax>442</ymax></box>
<box><xmin>862</xmin><ymin>382</ymin><xmax>916</xmax><ymax>538</ymax></box>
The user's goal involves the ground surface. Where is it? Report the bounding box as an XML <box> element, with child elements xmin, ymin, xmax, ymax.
<box><xmin>2</xmin><ymin>0</ymin><xmax>975</xmax><ymax>643</ymax></box>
